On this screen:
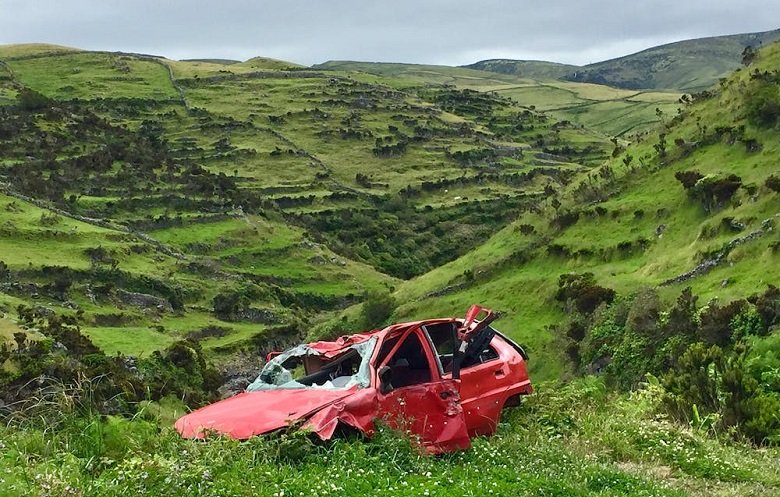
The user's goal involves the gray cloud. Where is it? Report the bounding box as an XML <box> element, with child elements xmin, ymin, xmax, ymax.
<box><xmin>0</xmin><ymin>0</ymin><xmax>777</xmax><ymax>66</ymax></box>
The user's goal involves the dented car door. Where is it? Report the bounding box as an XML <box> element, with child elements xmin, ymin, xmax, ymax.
<box><xmin>375</xmin><ymin>327</ymin><xmax>471</xmax><ymax>453</ymax></box>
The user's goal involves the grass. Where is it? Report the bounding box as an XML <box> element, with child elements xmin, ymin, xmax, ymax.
<box><xmin>316</xmin><ymin>40</ymin><xmax>780</xmax><ymax>381</ymax></box>
<box><xmin>317</xmin><ymin>61</ymin><xmax>681</xmax><ymax>137</ymax></box>
<box><xmin>6</xmin><ymin>52</ymin><xmax>178</xmax><ymax>100</ymax></box>
<box><xmin>1</xmin><ymin>377</ymin><xmax>777</xmax><ymax>496</ymax></box>
<box><xmin>85</xmin><ymin>326</ymin><xmax>178</xmax><ymax>357</ymax></box>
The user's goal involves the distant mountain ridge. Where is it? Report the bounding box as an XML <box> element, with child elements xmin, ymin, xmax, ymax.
<box><xmin>464</xmin><ymin>28</ymin><xmax>780</xmax><ymax>91</ymax></box>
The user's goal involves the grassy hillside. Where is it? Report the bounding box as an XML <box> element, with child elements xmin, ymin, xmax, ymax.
<box><xmin>466</xmin><ymin>29</ymin><xmax>780</xmax><ymax>92</ymax></box>
<box><xmin>315</xmin><ymin>60</ymin><xmax>681</xmax><ymax>137</ymax></box>
<box><xmin>567</xmin><ymin>29</ymin><xmax>780</xmax><ymax>91</ymax></box>
<box><xmin>0</xmin><ymin>45</ymin><xmax>615</xmax><ymax>358</ymax></box>
<box><xmin>321</xmin><ymin>39</ymin><xmax>780</xmax><ymax>383</ymax></box>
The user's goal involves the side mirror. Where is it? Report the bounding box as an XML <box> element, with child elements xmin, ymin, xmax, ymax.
<box><xmin>378</xmin><ymin>365</ymin><xmax>393</xmax><ymax>394</ymax></box>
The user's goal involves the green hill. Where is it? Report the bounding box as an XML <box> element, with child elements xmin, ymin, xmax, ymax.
<box><xmin>464</xmin><ymin>59</ymin><xmax>579</xmax><ymax>79</ymax></box>
<box><xmin>342</xmin><ymin>39</ymin><xmax>780</xmax><ymax>382</ymax></box>
<box><xmin>566</xmin><ymin>28</ymin><xmax>780</xmax><ymax>91</ymax></box>
<box><xmin>314</xmin><ymin>60</ymin><xmax>681</xmax><ymax>137</ymax></box>
<box><xmin>466</xmin><ymin>29</ymin><xmax>780</xmax><ymax>92</ymax></box>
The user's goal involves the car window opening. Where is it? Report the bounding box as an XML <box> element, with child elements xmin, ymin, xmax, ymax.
<box><xmin>425</xmin><ymin>322</ymin><xmax>499</xmax><ymax>373</ymax></box>
<box><xmin>246</xmin><ymin>337</ymin><xmax>377</xmax><ymax>391</ymax></box>
<box><xmin>383</xmin><ymin>331</ymin><xmax>432</xmax><ymax>390</ymax></box>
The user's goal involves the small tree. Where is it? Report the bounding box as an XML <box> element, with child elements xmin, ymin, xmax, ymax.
<box><xmin>741</xmin><ymin>45</ymin><xmax>757</xmax><ymax>66</ymax></box>
<box><xmin>361</xmin><ymin>289</ymin><xmax>396</xmax><ymax>329</ymax></box>
<box><xmin>16</xmin><ymin>88</ymin><xmax>51</xmax><ymax>111</ymax></box>
<box><xmin>765</xmin><ymin>175</ymin><xmax>780</xmax><ymax>193</ymax></box>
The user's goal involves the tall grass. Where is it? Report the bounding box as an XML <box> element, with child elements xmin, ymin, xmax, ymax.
<box><xmin>1</xmin><ymin>376</ymin><xmax>777</xmax><ymax>496</ymax></box>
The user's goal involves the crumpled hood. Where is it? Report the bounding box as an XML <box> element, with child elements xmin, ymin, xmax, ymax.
<box><xmin>175</xmin><ymin>388</ymin><xmax>355</xmax><ymax>439</ymax></box>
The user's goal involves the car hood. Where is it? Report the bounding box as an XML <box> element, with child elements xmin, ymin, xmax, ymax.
<box><xmin>175</xmin><ymin>388</ymin><xmax>357</xmax><ymax>439</ymax></box>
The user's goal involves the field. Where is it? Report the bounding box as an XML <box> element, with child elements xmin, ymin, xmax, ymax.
<box><xmin>315</xmin><ymin>60</ymin><xmax>682</xmax><ymax>137</ymax></box>
<box><xmin>0</xmin><ymin>44</ymin><xmax>611</xmax><ymax>359</ymax></box>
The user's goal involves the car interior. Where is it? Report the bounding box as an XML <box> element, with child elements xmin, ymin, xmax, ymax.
<box><xmin>424</xmin><ymin>322</ymin><xmax>499</xmax><ymax>373</ymax></box>
<box><xmin>280</xmin><ymin>349</ymin><xmax>360</xmax><ymax>387</ymax></box>
<box><xmin>380</xmin><ymin>330</ymin><xmax>433</xmax><ymax>390</ymax></box>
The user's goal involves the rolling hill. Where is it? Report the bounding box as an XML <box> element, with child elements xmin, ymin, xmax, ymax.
<box><xmin>0</xmin><ymin>36</ymin><xmax>779</xmax><ymax>497</ymax></box>
<box><xmin>314</xmin><ymin>60</ymin><xmax>682</xmax><ymax>137</ymax></box>
<box><xmin>0</xmin><ymin>43</ymin><xmax>612</xmax><ymax>359</ymax></box>
<box><xmin>466</xmin><ymin>28</ymin><xmax>780</xmax><ymax>91</ymax></box>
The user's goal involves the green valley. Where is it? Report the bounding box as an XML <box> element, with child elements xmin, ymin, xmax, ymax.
<box><xmin>1</xmin><ymin>29</ymin><xmax>780</xmax><ymax>497</ymax></box>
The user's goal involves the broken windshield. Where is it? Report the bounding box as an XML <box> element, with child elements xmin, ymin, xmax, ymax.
<box><xmin>246</xmin><ymin>337</ymin><xmax>377</xmax><ymax>391</ymax></box>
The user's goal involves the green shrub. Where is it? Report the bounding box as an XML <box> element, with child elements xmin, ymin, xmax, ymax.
<box><xmin>674</xmin><ymin>170</ymin><xmax>704</xmax><ymax>190</ymax></box>
<box><xmin>555</xmin><ymin>272</ymin><xmax>616</xmax><ymax>315</ymax></box>
<box><xmin>745</xmin><ymin>79</ymin><xmax>780</xmax><ymax>127</ymax></box>
<box><xmin>361</xmin><ymin>289</ymin><xmax>396</xmax><ymax>329</ymax></box>
<box><xmin>766</xmin><ymin>174</ymin><xmax>780</xmax><ymax>193</ymax></box>
<box><xmin>16</xmin><ymin>87</ymin><xmax>52</xmax><ymax>111</ymax></box>
<box><xmin>687</xmin><ymin>174</ymin><xmax>743</xmax><ymax>211</ymax></box>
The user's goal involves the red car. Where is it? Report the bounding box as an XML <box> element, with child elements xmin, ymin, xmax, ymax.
<box><xmin>175</xmin><ymin>305</ymin><xmax>532</xmax><ymax>453</ymax></box>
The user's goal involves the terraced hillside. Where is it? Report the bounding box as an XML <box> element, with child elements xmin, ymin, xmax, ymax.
<box><xmin>0</xmin><ymin>44</ymin><xmax>611</xmax><ymax>357</ymax></box>
<box><xmin>341</xmin><ymin>40</ymin><xmax>780</xmax><ymax>381</ymax></box>
<box><xmin>315</xmin><ymin>60</ymin><xmax>682</xmax><ymax>137</ymax></box>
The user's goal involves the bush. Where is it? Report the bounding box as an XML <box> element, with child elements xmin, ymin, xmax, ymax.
<box><xmin>16</xmin><ymin>87</ymin><xmax>52</xmax><ymax>111</ymax></box>
<box><xmin>744</xmin><ymin>79</ymin><xmax>780</xmax><ymax>127</ymax></box>
<box><xmin>766</xmin><ymin>175</ymin><xmax>780</xmax><ymax>193</ymax></box>
<box><xmin>674</xmin><ymin>170</ymin><xmax>704</xmax><ymax>190</ymax></box>
<box><xmin>556</xmin><ymin>273</ymin><xmax>616</xmax><ymax>315</ymax></box>
<box><xmin>688</xmin><ymin>174</ymin><xmax>742</xmax><ymax>211</ymax></box>
<box><xmin>698</xmin><ymin>299</ymin><xmax>748</xmax><ymax>346</ymax></box>
<box><xmin>552</xmin><ymin>210</ymin><xmax>580</xmax><ymax>229</ymax></box>
<box><xmin>361</xmin><ymin>289</ymin><xmax>396</xmax><ymax>329</ymax></box>
<box><xmin>663</xmin><ymin>339</ymin><xmax>780</xmax><ymax>444</ymax></box>
<box><xmin>626</xmin><ymin>289</ymin><xmax>661</xmax><ymax>336</ymax></box>
<box><xmin>662</xmin><ymin>342</ymin><xmax>723</xmax><ymax>420</ymax></box>
<box><xmin>749</xmin><ymin>284</ymin><xmax>780</xmax><ymax>329</ymax></box>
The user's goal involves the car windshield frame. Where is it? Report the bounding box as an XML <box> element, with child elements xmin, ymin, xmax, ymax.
<box><xmin>246</xmin><ymin>336</ymin><xmax>378</xmax><ymax>391</ymax></box>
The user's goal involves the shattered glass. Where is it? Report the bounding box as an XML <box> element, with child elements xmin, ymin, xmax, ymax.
<box><xmin>246</xmin><ymin>337</ymin><xmax>377</xmax><ymax>391</ymax></box>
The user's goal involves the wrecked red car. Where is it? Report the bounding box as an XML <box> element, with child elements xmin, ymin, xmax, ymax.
<box><xmin>175</xmin><ymin>305</ymin><xmax>532</xmax><ymax>453</ymax></box>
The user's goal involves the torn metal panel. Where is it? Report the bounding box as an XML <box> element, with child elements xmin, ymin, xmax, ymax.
<box><xmin>302</xmin><ymin>389</ymin><xmax>378</xmax><ymax>440</ymax></box>
<box><xmin>174</xmin><ymin>389</ymin><xmax>355</xmax><ymax>439</ymax></box>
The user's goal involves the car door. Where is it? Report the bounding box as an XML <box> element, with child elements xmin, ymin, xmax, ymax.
<box><xmin>375</xmin><ymin>328</ymin><xmax>471</xmax><ymax>454</ymax></box>
<box><xmin>423</xmin><ymin>306</ymin><xmax>515</xmax><ymax>436</ymax></box>
<box><xmin>454</xmin><ymin>339</ymin><xmax>508</xmax><ymax>436</ymax></box>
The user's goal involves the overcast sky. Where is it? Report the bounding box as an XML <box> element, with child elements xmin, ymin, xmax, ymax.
<box><xmin>1</xmin><ymin>1</ymin><xmax>777</xmax><ymax>66</ymax></box>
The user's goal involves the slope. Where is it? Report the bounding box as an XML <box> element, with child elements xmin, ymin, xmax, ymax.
<box><xmin>466</xmin><ymin>29</ymin><xmax>780</xmax><ymax>92</ymax></box>
<box><xmin>0</xmin><ymin>46</ymin><xmax>610</xmax><ymax>356</ymax></box>
<box><xmin>566</xmin><ymin>28</ymin><xmax>780</xmax><ymax>91</ymax></box>
<box><xmin>323</xmin><ymin>39</ymin><xmax>780</xmax><ymax>382</ymax></box>
<box><xmin>315</xmin><ymin>60</ymin><xmax>681</xmax><ymax>137</ymax></box>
